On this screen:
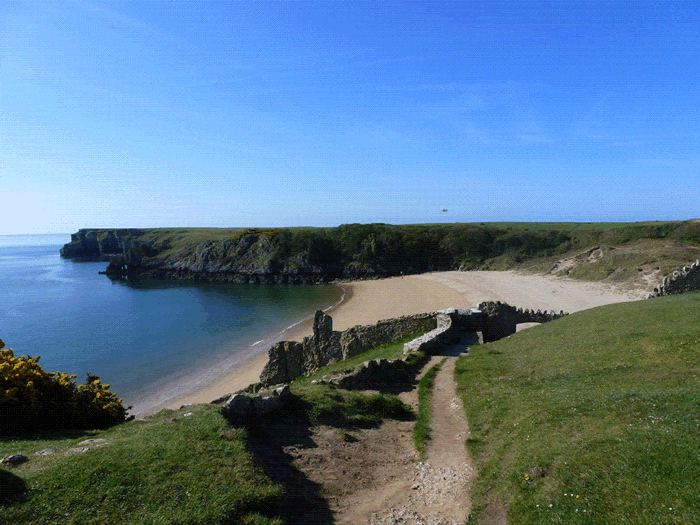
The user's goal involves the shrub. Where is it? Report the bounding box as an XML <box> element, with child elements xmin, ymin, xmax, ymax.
<box><xmin>0</xmin><ymin>339</ymin><xmax>132</xmax><ymax>435</ymax></box>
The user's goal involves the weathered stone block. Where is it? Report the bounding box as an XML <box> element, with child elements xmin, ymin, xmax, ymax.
<box><xmin>313</xmin><ymin>310</ymin><xmax>333</xmax><ymax>342</ymax></box>
<box><xmin>283</xmin><ymin>341</ymin><xmax>303</xmax><ymax>381</ymax></box>
<box><xmin>260</xmin><ymin>342</ymin><xmax>290</xmax><ymax>385</ymax></box>
<box><xmin>223</xmin><ymin>394</ymin><xmax>253</xmax><ymax>419</ymax></box>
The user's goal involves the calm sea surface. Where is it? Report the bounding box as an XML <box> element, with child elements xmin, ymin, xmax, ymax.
<box><xmin>0</xmin><ymin>234</ymin><xmax>343</xmax><ymax>412</ymax></box>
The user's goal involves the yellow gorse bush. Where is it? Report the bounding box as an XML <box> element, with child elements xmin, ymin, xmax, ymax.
<box><xmin>0</xmin><ymin>338</ymin><xmax>132</xmax><ymax>434</ymax></box>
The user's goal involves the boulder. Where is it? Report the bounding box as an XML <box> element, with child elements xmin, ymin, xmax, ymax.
<box><xmin>222</xmin><ymin>393</ymin><xmax>253</xmax><ymax>420</ymax></box>
<box><xmin>0</xmin><ymin>454</ymin><xmax>28</xmax><ymax>467</ymax></box>
<box><xmin>275</xmin><ymin>384</ymin><xmax>293</xmax><ymax>398</ymax></box>
<box><xmin>254</xmin><ymin>395</ymin><xmax>283</xmax><ymax>414</ymax></box>
<box><xmin>312</xmin><ymin>310</ymin><xmax>333</xmax><ymax>342</ymax></box>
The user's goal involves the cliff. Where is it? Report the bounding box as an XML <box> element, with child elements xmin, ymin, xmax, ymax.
<box><xmin>60</xmin><ymin>228</ymin><xmax>344</xmax><ymax>283</ymax></box>
<box><xmin>59</xmin><ymin>229</ymin><xmax>148</xmax><ymax>260</ymax></box>
<box><xmin>59</xmin><ymin>222</ymin><xmax>700</xmax><ymax>286</ymax></box>
<box><xmin>58</xmin><ymin>224</ymin><xmax>578</xmax><ymax>283</ymax></box>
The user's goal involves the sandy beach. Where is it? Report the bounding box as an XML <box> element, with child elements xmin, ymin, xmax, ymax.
<box><xmin>146</xmin><ymin>271</ymin><xmax>646</xmax><ymax>415</ymax></box>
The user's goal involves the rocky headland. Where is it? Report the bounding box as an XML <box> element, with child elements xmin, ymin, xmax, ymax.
<box><xmin>60</xmin><ymin>222</ymin><xmax>700</xmax><ymax>293</ymax></box>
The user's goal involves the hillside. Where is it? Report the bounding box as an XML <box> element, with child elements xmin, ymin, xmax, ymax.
<box><xmin>457</xmin><ymin>292</ymin><xmax>700</xmax><ymax>524</ymax></box>
<box><xmin>5</xmin><ymin>294</ymin><xmax>700</xmax><ymax>523</ymax></box>
<box><xmin>59</xmin><ymin>221</ymin><xmax>700</xmax><ymax>288</ymax></box>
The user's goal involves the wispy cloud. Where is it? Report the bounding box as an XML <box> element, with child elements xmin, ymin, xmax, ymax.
<box><xmin>72</xmin><ymin>0</ymin><xmax>174</xmax><ymax>43</ymax></box>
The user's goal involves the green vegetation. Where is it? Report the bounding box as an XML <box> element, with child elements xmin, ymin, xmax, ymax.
<box><xmin>290</xmin><ymin>333</ymin><xmax>421</xmax><ymax>428</ymax></box>
<box><xmin>1</xmin><ymin>335</ymin><xmax>418</xmax><ymax>524</ymax></box>
<box><xmin>66</xmin><ymin>220</ymin><xmax>700</xmax><ymax>285</ymax></box>
<box><xmin>457</xmin><ymin>293</ymin><xmax>700</xmax><ymax>524</ymax></box>
<box><xmin>10</xmin><ymin>284</ymin><xmax>700</xmax><ymax>523</ymax></box>
<box><xmin>0</xmin><ymin>405</ymin><xmax>282</xmax><ymax>525</ymax></box>
<box><xmin>0</xmin><ymin>340</ymin><xmax>131</xmax><ymax>435</ymax></box>
<box><xmin>293</xmin><ymin>384</ymin><xmax>412</xmax><ymax>429</ymax></box>
<box><xmin>413</xmin><ymin>358</ymin><xmax>446</xmax><ymax>459</ymax></box>
<box><xmin>295</xmin><ymin>330</ymin><xmax>429</xmax><ymax>382</ymax></box>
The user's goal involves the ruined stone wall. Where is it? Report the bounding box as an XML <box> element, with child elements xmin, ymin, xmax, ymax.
<box><xmin>649</xmin><ymin>260</ymin><xmax>700</xmax><ymax>298</ymax></box>
<box><xmin>260</xmin><ymin>310</ymin><xmax>437</xmax><ymax>386</ymax></box>
<box><xmin>476</xmin><ymin>301</ymin><xmax>567</xmax><ymax>342</ymax></box>
<box><xmin>259</xmin><ymin>303</ymin><xmax>569</xmax><ymax>387</ymax></box>
<box><xmin>340</xmin><ymin>313</ymin><xmax>437</xmax><ymax>360</ymax></box>
<box><xmin>515</xmin><ymin>306</ymin><xmax>568</xmax><ymax>324</ymax></box>
<box><xmin>402</xmin><ymin>309</ymin><xmax>478</xmax><ymax>354</ymax></box>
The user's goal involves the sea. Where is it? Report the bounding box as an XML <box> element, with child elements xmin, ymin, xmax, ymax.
<box><xmin>0</xmin><ymin>234</ymin><xmax>343</xmax><ymax>414</ymax></box>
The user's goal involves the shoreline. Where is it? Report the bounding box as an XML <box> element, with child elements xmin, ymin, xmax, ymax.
<box><xmin>130</xmin><ymin>283</ymin><xmax>352</xmax><ymax>417</ymax></box>
<box><xmin>135</xmin><ymin>271</ymin><xmax>646</xmax><ymax>417</ymax></box>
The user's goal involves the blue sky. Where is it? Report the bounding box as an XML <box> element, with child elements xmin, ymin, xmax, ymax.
<box><xmin>1</xmin><ymin>1</ymin><xmax>698</xmax><ymax>235</ymax></box>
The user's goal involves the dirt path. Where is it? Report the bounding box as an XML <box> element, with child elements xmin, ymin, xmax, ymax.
<box><xmin>363</xmin><ymin>338</ymin><xmax>477</xmax><ymax>525</ymax></box>
<box><xmin>418</xmin><ymin>354</ymin><xmax>476</xmax><ymax>523</ymax></box>
<box><xmin>292</xmin><ymin>334</ymin><xmax>476</xmax><ymax>525</ymax></box>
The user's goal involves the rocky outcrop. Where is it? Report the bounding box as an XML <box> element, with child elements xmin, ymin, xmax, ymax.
<box><xmin>648</xmin><ymin>259</ymin><xmax>700</xmax><ymax>298</ymax></box>
<box><xmin>60</xmin><ymin>229</ymin><xmax>147</xmax><ymax>260</ymax></box>
<box><xmin>221</xmin><ymin>384</ymin><xmax>296</xmax><ymax>424</ymax></box>
<box><xmin>0</xmin><ymin>454</ymin><xmax>28</xmax><ymax>467</ymax></box>
<box><xmin>61</xmin><ymin>229</ymin><xmax>345</xmax><ymax>284</ymax></box>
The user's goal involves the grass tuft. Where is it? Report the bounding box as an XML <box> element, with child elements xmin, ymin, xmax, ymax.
<box><xmin>293</xmin><ymin>384</ymin><xmax>413</xmax><ymax>429</ymax></box>
<box><xmin>413</xmin><ymin>358</ymin><xmax>446</xmax><ymax>459</ymax></box>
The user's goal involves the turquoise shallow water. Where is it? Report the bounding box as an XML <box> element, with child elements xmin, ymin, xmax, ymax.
<box><xmin>0</xmin><ymin>234</ymin><xmax>343</xmax><ymax>413</ymax></box>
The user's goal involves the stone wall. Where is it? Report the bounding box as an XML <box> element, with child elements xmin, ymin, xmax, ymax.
<box><xmin>475</xmin><ymin>301</ymin><xmax>567</xmax><ymax>342</ymax></box>
<box><xmin>259</xmin><ymin>303</ymin><xmax>568</xmax><ymax>387</ymax></box>
<box><xmin>648</xmin><ymin>260</ymin><xmax>700</xmax><ymax>298</ymax></box>
<box><xmin>402</xmin><ymin>308</ymin><xmax>479</xmax><ymax>354</ymax></box>
<box><xmin>260</xmin><ymin>310</ymin><xmax>437</xmax><ymax>386</ymax></box>
<box><xmin>224</xmin><ymin>301</ymin><xmax>570</xmax><ymax>422</ymax></box>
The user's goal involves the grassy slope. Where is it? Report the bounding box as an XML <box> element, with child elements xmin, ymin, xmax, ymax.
<box><xmin>290</xmin><ymin>333</ymin><xmax>422</xmax><ymax>427</ymax></box>
<box><xmin>457</xmin><ymin>292</ymin><xmax>700</xmax><ymax>524</ymax></box>
<box><xmin>1</xmin><ymin>335</ymin><xmax>420</xmax><ymax>524</ymax></box>
<box><xmin>0</xmin><ymin>405</ymin><xmax>283</xmax><ymax>525</ymax></box>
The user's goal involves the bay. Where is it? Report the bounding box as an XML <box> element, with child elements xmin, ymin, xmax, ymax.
<box><xmin>0</xmin><ymin>234</ymin><xmax>343</xmax><ymax>412</ymax></box>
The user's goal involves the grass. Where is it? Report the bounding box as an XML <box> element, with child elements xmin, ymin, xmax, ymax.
<box><xmin>294</xmin><ymin>330</ymin><xmax>430</xmax><ymax>383</ymax></box>
<box><xmin>289</xmin><ymin>331</ymin><xmax>428</xmax><ymax>429</ymax></box>
<box><xmin>0</xmin><ymin>329</ymin><xmax>423</xmax><ymax>524</ymax></box>
<box><xmin>292</xmin><ymin>383</ymin><xmax>413</xmax><ymax>429</ymax></box>
<box><xmin>522</xmin><ymin>238</ymin><xmax>700</xmax><ymax>285</ymax></box>
<box><xmin>0</xmin><ymin>405</ymin><xmax>282</xmax><ymax>525</ymax></box>
<box><xmin>413</xmin><ymin>358</ymin><xmax>446</xmax><ymax>459</ymax></box>
<box><xmin>456</xmin><ymin>292</ymin><xmax>700</xmax><ymax>524</ymax></box>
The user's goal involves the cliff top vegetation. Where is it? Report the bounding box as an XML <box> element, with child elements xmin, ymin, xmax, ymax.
<box><xmin>62</xmin><ymin>221</ymin><xmax>700</xmax><ymax>289</ymax></box>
